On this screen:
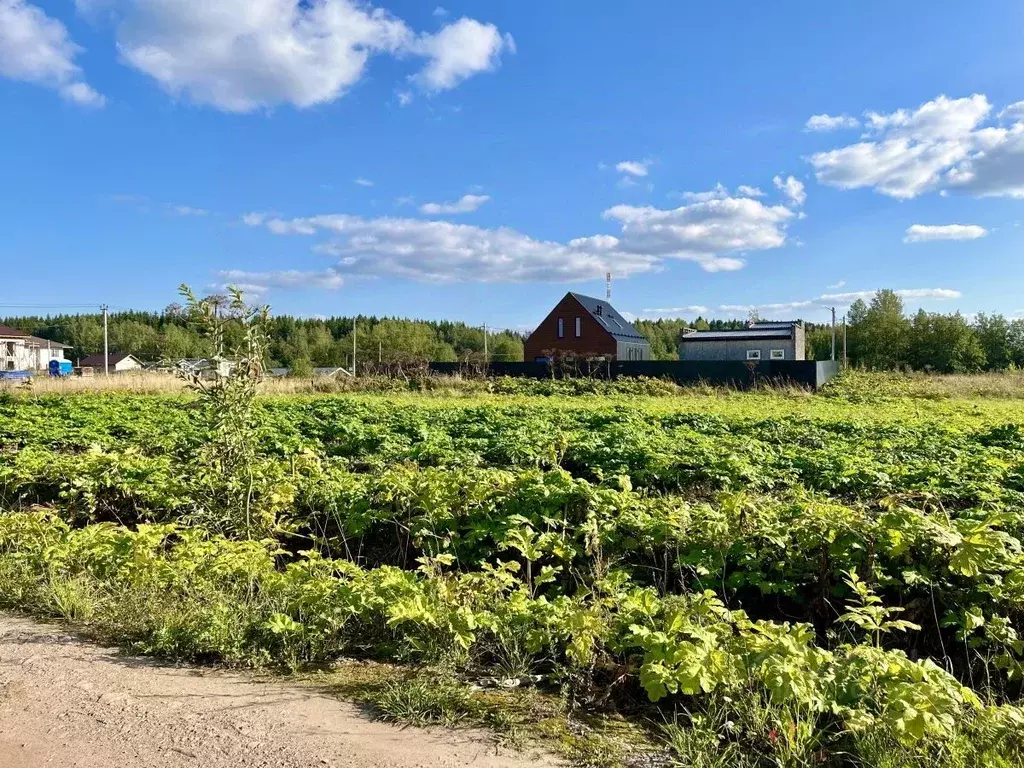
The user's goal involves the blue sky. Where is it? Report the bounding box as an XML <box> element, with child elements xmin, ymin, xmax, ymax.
<box><xmin>3</xmin><ymin>0</ymin><xmax>1024</xmax><ymax>328</ymax></box>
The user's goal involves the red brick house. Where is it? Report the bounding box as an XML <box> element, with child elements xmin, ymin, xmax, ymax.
<box><xmin>524</xmin><ymin>292</ymin><xmax>652</xmax><ymax>362</ymax></box>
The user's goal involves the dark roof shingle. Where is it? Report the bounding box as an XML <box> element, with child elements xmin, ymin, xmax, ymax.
<box><xmin>78</xmin><ymin>353</ymin><xmax>136</xmax><ymax>367</ymax></box>
<box><xmin>568</xmin><ymin>293</ymin><xmax>649</xmax><ymax>343</ymax></box>
<box><xmin>25</xmin><ymin>336</ymin><xmax>73</xmax><ymax>349</ymax></box>
<box><xmin>0</xmin><ymin>324</ymin><xmax>30</xmax><ymax>338</ymax></box>
<box><xmin>681</xmin><ymin>328</ymin><xmax>794</xmax><ymax>342</ymax></box>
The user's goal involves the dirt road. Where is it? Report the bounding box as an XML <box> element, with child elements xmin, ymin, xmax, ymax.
<box><xmin>0</xmin><ymin>616</ymin><xmax>558</xmax><ymax>768</ymax></box>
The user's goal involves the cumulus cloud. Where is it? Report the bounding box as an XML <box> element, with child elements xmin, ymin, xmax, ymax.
<box><xmin>678</xmin><ymin>183</ymin><xmax>768</xmax><ymax>202</ymax></box>
<box><xmin>98</xmin><ymin>0</ymin><xmax>510</xmax><ymax>112</ymax></box>
<box><xmin>1000</xmin><ymin>101</ymin><xmax>1024</xmax><ymax>122</ymax></box>
<box><xmin>705</xmin><ymin>288</ymin><xmax>963</xmax><ymax>319</ymax></box>
<box><xmin>411</xmin><ymin>17</ymin><xmax>513</xmax><ymax>92</ymax></box>
<box><xmin>419</xmin><ymin>193</ymin><xmax>490</xmax><ymax>215</ymax></box>
<box><xmin>603</xmin><ymin>197</ymin><xmax>794</xmax><ymax>272</ymax></box>
<box><xmin>245</xmin><ymin>213</ymin><xmax>657</xmax><ymax>283</ymax></box>
<box><xmin>678</xmin><ymin>183</ymin><xmax>729</xmax><ymax>203</ymax></box>
<box><xmin>805</xmin><ymin>113</ymin><xmax>860</xmax><ymax>132</ymax></box>
<box><xmin>354</xmin><ymin>178</ymin><xmax>374</xmax><ymax>187</ymax></box>
<box><xmin>616</xmin><ymin>160</ymin><xmax>650</xmax><ymax>177</ymax></box>
<box><xmin>639</xmin><ymin>305</ymin><xmax>709</xmax><ymax>317</ymax></box>
<box><xmin>903</xmin><ymin>224</ymin><xmax>988</xmax><ymax>243</ymax></box>
<box><xmin>239</xmin><ymin>191</ymin><xmax>801</xmax><ymax>284</ymax></box>
<box><xmin>215</xmin><ymin>268</ymin><xmax>345</xmax><ymax>293</ymax></box>
<box><xmin>809</xmin><ymin>94</ymin><xmax>1024</xmax><ymax>199</ymax></box>
<box><xmin>0</xmin><ymin>0</ymin><xmax>104</xmax><ymax>106</ymax></box>
<box><xmin>773</xmin><ymin>174</ymin><xmax>806</xmax><ymax>206</ymax></box>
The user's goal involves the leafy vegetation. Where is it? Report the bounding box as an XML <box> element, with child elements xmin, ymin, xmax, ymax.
<box><xmin>4</xmin><ymin>371</ymin><xmax>1024</xmax><ymax>765</ymax></box>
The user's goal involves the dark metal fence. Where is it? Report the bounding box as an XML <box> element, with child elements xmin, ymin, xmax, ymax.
<box><xmin>429</xmin><ymin>360</ymin><xmax>842</xmax><ymax>390</ymax></box>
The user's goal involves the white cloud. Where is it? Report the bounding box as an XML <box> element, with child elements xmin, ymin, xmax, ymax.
<box><xmin>805</xmin><ymin>113</ymin><xmax>860</xmax><ymax>132</ymax></box>
<box><xmin>678</xmin><ymin>183</ymin><xmax>729</xmax><ymax>203</ymax></box>
<box><xmin>411</xmin><ymin>17</ymin><xmax>513</xmax><ymax>92</ymax></box>
<box><xmin>602</xmin><ymin>197</ymin><xmax>794</xmax><ymax>273</ymax></box>
<box><xmin>433</xmin><ymin>6</ymin><xmax>447</xmax><ymax>17</ymax></box>
<box><xmin>640</xmin><ymin>305</ymin><xmax>709</xmax><ymax>317</ymax></box>
<box><xmin>100</xmin><ymin>1</ymin><xmax>510</xmax><ymax>112</ymax></box>
<box><xmin>354</xmin><ymin>178</ymin><xmax>374</xmax><ymax>187</ymax></box>
<box><xmin>903</xmin><ymin>224</ymin><xmax>988</xmax><ymax>243</ymax></box>
<box><xmin>1000</xmin><ymin>101</ymin><xmax>1024</xmax><ymax>122</ymax></box>
<box><xmin>419</xmin><ymin>193</ymin><xmax>490</xmax><ymax>215</ymax></box>
<box><xmin>0</xmin><ymin>0</ymin><xmax>104</xmax><ymax>106</ymax></box>
<box><xmin>809</xmin><ymin>94</ymin><xmax>1024</xmax><ymax>199</ymax></box>
<box><xmin>241</xmin><ymin>191</ymin><xmax>800</xmax><ymax>284</ymax></box>
<box><xmin>246</xmin><ymin>213</ymin><xmax>658</xmax><ymax>283</ymax></box>
<box><xmin>396</xmin><ymin>89</ymin><xmax>413</xmax><ymax>106</ymax></box>
<box><xmin>616</xmin><ymin>160</ymin><xmax>650</xmax><ymax>177</ymax></box>
<box><xmin>679</xmin><ymin>183</ymin><xmax>767</xmax><ymax>202</ymax></box>
<box><xmin>863</xmin><ymin>94</ymin><xmax>990</xmax><ymax>142</ymax></box>
<box><xmin>711</xmin><ymin>288</ymin><xmax>962</xmax><ymax>319</ymax></box>
<box><xmin>242</xmin><ymin>212</ymin><xmax>269</xmax><ymax>226</ymax></box>
<box><xmin>773</xmin><ymin>174</ymin><xmax>806</xmax><ymax>206</ymax></box>
<box><xmin>827</xmin><ymin>280</ymin><xmax>846</xmax><ymax>289</ymax></box>
<box><xmin>215</xmin><ymin>268</ymin><xmax>345</xmax><ymax>293</ymax></box>
<box><xmin>169</xmin><ymin>205</ymin><xmax>208</xmax><ymax>216</ymax></box>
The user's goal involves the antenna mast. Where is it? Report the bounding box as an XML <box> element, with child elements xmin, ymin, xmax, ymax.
<box><xmin>605</xmin><ymin>272</ymin><xmax>612</xmax><ymax>300</ymax></box>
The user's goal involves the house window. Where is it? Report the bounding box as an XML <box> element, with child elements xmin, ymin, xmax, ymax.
<box><xmin>770</xmin><ymin>349</ymin><xmax>786</xmax><ymax>360</ymax></box>
<box><xmin>575</xmin><ymin>317</ymin><xmax>581</xmax><ymax>337</ymax></box>
<box><xmin>746</xmin><ymin>350</ymin><xmax>761</xmax><ymax>360</ymax></box>
<box><xmin>557</xmin><ymin>318</ymin><xmax>564</xmax><ymax>338</ymax></box>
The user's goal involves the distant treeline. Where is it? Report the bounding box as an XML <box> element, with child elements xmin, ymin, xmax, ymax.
<box><xmin>1</xmin><ymin>306</ymin><xmax>525</xmax><ymax>369</ymax></box>
<box><xmin>632</xmin><ymin>317</ymin><xmax>746</xmax><ymax>360</ymax></box>
<box><xmin>636</xmin><ymin>291</ymin><xmax>1024</xmax><ymax>372</ymax></box>
<box><xmin>803</xmin><ymin>290</ymin><xmax>1024</xmax><ymax>373</ymax></box>
<box><xmin>4</xmin><ymin>289</ymin><xmax>1019</xmax><ymax>373</ymax></box>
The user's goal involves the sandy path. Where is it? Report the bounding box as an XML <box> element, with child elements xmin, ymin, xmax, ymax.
<box><xmin>0</xmin><ymin>616</ymin><xmax>558</xmax><ymax>768</ymax></box>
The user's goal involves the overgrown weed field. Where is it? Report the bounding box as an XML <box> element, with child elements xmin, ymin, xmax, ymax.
<box><xmin>3</xmin><ymin>372</ymin><xmax>1024</xmax><ymax>766</ymax></box>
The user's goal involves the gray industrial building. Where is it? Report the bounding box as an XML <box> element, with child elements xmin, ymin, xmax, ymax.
<box><xmin>678</xmin><ymin>321</ymin><xmax>806</xmax><ymax>361</ymax></box>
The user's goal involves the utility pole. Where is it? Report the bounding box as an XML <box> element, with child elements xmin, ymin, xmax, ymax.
<box><xmin>482</xmin><ymin>323</ymin><xmax>488</xmax><ymax>364</ymax></box>
<box><xmin>351</xmin><ymin>319</ymin><xmax>357</xmax><ymax>376</ymax></box>
<box><xmin>101</xmin><ymin>304</ymin><xmax>109</xmax><ymax>376</ymax></box>
<box><xmin>378</xmin><ymin>340</ymin><xmax>382</xmax><ymax>364</ymax></box>
<box><xmin>842</xmin><ymin>314</ymin><xmax>848</xmax><ymax>369</ymax></box>
<box><xmin>830</xmin><ymin>306</ymin><xmax>836</xmax><ymax>361</ymax></box>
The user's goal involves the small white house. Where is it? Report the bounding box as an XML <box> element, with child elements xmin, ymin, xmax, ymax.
<box><xmin>25</xmin><ymin>336</ymin><xmax>73</xmax><ymax>370</ymax></box>
<box><xmin>0</xmin><ymin>325</ymin><xmax>71</xmax><ymax>371</ymax></box>
<box><xmin>78</xmin><ymin>352</ymin><xmax>144</xmax><ymax>373</ymax></box>
<box><xmin>1</xmin><ymin>325</ymin><xmax>34</xmax><ymax>371</ymax></box>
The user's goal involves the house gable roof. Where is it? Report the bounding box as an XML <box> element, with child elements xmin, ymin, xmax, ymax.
<box><xmin>0</xmin><ymin>324</ymin><xmax>30</xmax><ymax>339</ymax></box>
<box><xmin>78</xmin><ymin>352</ymin><xmax>138</xmax><ymax>367</ymax></box>
<box><xmin>25</xmin><ymin>336</ymin><xmax>73</xmax><ymax>349</ymax></box>
<box><xmin>566</xmin><ymin>293</ymin><xmax>649</xmax><ymax>344</ymax></box>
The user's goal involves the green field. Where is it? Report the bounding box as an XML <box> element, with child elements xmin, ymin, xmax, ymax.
<box><xmin>3</xmin><ymin>374</ymin><xmax>1024</xmax><ymax>766</ymax></box>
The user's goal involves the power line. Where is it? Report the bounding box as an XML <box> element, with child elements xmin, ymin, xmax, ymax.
<box><xmin>0</xmin><ymin>303</ymin><xmax>105</xmax><ymax>309</ymax></box>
